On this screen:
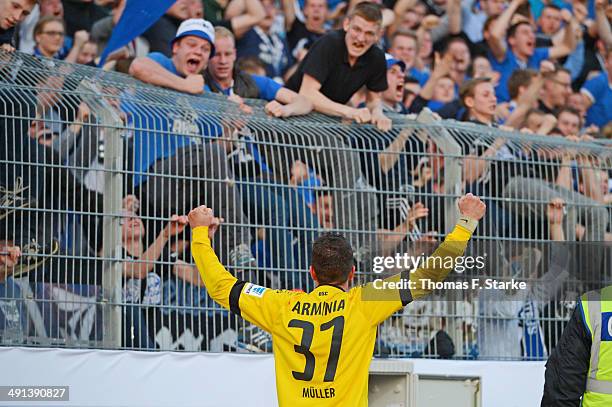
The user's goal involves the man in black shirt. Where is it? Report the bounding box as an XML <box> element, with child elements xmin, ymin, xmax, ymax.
<box><xmin>285</xmin><ymin>2</ymin><xmax>391</xmax><ymax>131</ymax></box>
<box><xmin>0</xmin><ymin>0</ymin><xmax>36</xmax><ymax>49</ymax></box>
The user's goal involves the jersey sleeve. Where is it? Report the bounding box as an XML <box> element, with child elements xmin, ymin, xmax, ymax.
<box><xmin>235</xmin><ymin>284</ymin><xmax>297</xmax><ymax>332</ymax></box>
<box><xmin>354</xmin><ymin>217</ymin><xmax>478</xmax><ymax>326</ymax></box>
<box><xmin>191</xmin><ymin>226</ymin><xmax>290</xmax><ymax>332</ymax></box>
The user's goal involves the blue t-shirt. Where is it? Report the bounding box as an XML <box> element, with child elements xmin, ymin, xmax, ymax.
<box><xmin>236</xmin><ymin>27</ymin><xmax>292</xmax><ymax>80</ymax></box>
<box><xmin>204</xmin><ymin>74</ymin><xmax>282</xmax><ymax>101</ymax></box>
<box><xmin>489</xmin><ymin>47</ymin><xmax>550</xmax><ymax>102</ymax></box>
<box><xmin>124</xmin><ymin>53</ymin><xmax>221</xmax><ymax>187</ymax></box>
<box><xmin>581</xmin><ymin>72</ymin><xmax>612</xmax><ymax>128</ymax></box>
<box><xmin>147</xmin><ymin>52</ymin><xmax>178</xmax><ymax>74</ymax></box>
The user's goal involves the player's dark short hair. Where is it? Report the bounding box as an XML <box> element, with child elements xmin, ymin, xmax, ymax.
<box><xmin>348</xmin><ymin>2</ymin><xmax>383</xmax><ymax>24</ymax></box>
<box><xmin>311</xmin><ymin>233</ymin><xmax>354</xmax><ymax>285</ymax></box>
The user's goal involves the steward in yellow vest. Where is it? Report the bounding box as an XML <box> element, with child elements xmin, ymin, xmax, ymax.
<box><xmin>542</xmin><ymin>286</ymin><xmax>612</xmax><ymax>406</ymax></box>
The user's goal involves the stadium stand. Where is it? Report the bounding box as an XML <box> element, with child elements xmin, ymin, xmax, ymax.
<box><xmin>0</xmin><ymin>0</ymin><xmax>611</xmax><ymax>364</ymax></box>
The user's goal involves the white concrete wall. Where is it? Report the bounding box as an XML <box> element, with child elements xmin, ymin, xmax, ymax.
<box><xmin>0</xmin><ymin>347</ymin><xmax>546</xmax><ymax>407</ymax></box>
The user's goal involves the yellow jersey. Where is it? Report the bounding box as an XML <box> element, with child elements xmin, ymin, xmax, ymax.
<box><xmin>192</xmin><ymin>217</ymin><xmax>477</xmax><ymax>406</ymax></box>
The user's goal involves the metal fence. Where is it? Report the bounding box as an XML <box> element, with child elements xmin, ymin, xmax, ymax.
<box><xmin>0</xmin><ymin>51</ymin><xmax>611</xmax><ymax>360</ymax></box>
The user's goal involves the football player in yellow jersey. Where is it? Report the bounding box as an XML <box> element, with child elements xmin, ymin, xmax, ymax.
<box><xmin>189</xmin><ymin>193</ymin><xmax>486</xmax><ymax>406</ymax></box>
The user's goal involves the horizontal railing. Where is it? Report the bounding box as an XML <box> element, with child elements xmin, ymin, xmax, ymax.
<box><xmin>0</xmin><ymin>51</ymin><xmax>610</xmax><ymax>360</ymax></box>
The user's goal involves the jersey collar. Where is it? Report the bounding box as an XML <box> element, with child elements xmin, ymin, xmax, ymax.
<box><xmin>315</xmin><ymin>284</ymin><xmax>346</xmax><ymax>292</ymax></box>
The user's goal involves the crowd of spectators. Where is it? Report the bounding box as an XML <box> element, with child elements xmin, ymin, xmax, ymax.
<box><xmin>0</xmin><ymin>0</ymin><xmax>611</xmax><ymax>357</ymax></box>
<box><xmin>1</xmin><ymin>0</ymin><xmax>609</xmax><ymax>130</ymax></box>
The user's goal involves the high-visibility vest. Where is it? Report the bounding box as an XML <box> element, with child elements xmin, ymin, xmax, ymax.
<box><xmin>581</xmin><ymin>286</ymin><xmax>612</xmax><ymax>406</ymax></box>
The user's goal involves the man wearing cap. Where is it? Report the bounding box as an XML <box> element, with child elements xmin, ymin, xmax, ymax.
<box><xmin>127</xmin><ymin>18</ymin><xmax>254</xmax><ymax>271</ymax></box>
<box><xmin>130</xmin><ymin>18</ymin><xmax>216</xmax><ymax>95</ymax></box>
<box><xmin>285</xmin><ymin>2</ymin><xmax>391</xmax><ymax>131</ymax></box>
<box><xmin>381</xmin><ymin>53</ymin><xmax>407</xmax><ymax>114</ymax></box>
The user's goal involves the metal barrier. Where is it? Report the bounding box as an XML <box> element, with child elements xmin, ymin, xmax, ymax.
<box><xmin>0</xmin><ymin>51</ymin><xmax>610</xmax><ymax>360</ymax></box>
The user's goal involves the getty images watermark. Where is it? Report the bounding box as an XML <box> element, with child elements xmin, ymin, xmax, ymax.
<box><xmin>370</xmin><ymin>253</ymin><xmax>528</xmax><ymax>291</ymax></box>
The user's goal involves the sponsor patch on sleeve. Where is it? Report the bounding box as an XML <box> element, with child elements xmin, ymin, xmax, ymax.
<box><xmin>244</xmin><ymin>283</ymin><xmax>267</xmax><ymax>298</ymax></box>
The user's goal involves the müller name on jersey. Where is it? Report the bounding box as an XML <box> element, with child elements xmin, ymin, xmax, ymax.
<box><xmin>303</xmin><ymin>386</ymin><xmax>336</xmax><ymax>399</ymax></box>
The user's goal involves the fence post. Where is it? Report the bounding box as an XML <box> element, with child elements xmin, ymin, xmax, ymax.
<box><xmin>77</xmin><ymin>80</ymin><xmax>124</xmax><ymax>349</ymax></box>
<box><xmin>416</xmin><ymin>109</ymin><xmax>464</xmax><ymax>357</ymax></box>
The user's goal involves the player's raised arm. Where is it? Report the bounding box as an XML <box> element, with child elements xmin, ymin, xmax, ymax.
<box><xmin>409</xmin><ymin>193</ymin><xmax>485</xmax><ymax>300</ymax></box>
<box><xmin>189</xmin><ymin>205</ymin><xmax>289</xmax><ymax>332</ymax></box>
<box><xmin>189</xmin><ymin>205</ymin><xmax>238</xmax><ymax>310</ymax></box>
<box><xmin>357</xmin><ymin>193</ymin><xmax>486</xmax><ymax>326</ymax></box>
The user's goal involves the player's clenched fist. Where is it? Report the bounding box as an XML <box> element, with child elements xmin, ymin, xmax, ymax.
<box><xmin>458</xmin><ymin>193</ymin><xmax>486</xmax><ymax>220</ymax></box>
<box><xmin>188</xmin><ymin>205</ymin><xmax>215</xmax><ymax>228</ymax></box>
